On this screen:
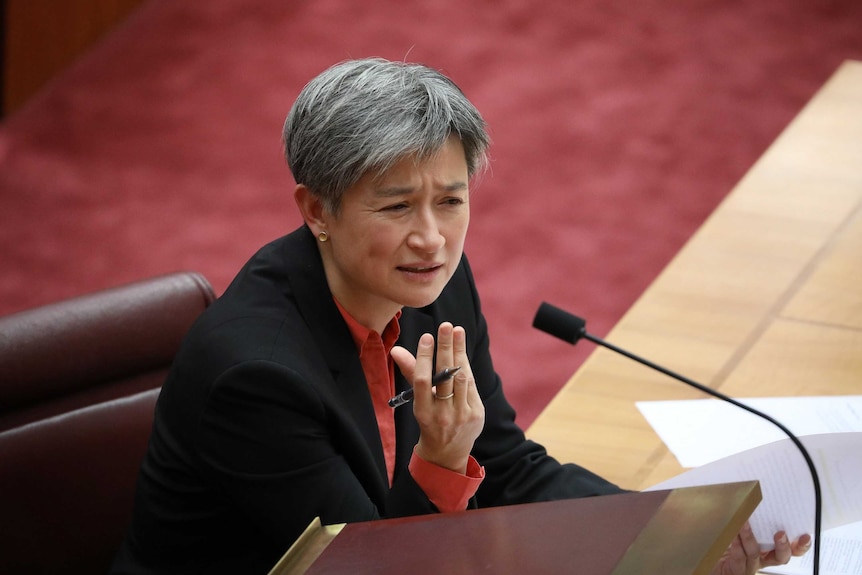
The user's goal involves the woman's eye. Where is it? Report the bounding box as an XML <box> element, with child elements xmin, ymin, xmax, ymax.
<box><xmin>382</xmin><ymin>203</ymin><xmax>408</xmax><ymax>212</ymax></box>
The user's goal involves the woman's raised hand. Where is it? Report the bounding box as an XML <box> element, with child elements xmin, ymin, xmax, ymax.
<box><xmin>391</xmin><ymin>322</ymin><xmax>485</xmax><ymax>474</ymax></box>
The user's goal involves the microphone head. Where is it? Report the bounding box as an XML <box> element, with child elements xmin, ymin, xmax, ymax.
<box><xmin>533</xmin><ymin>302</ymin><xmax>587</xmax><ymax>345</ymax></box>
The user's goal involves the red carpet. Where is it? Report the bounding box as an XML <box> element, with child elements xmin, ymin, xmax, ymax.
<box><xmin>2</xmin><ymin>0</ymin><xmax>861</xmax><ymax>426</ymax></box>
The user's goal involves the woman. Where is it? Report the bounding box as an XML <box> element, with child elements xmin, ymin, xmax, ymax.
<box><xmin>112</xmin><ymin>58</ymin><xmax>808</xmax><ymax>574</ymax></box>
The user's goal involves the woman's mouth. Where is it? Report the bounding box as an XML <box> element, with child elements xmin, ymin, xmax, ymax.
<box><xmin>397</xmin><ymin>263</ymin><xmax>443</xmax><ymax>278</ymax></box>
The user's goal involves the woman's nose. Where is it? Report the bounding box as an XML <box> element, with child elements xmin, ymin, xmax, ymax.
<box><xmin>407</xmin><ymin>209</ymin><xmax>445</xmax><ymax>252</ymax></box>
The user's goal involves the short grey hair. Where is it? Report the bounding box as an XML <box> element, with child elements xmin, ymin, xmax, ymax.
<box><xmin>283</xmin><ymin>58</ymin><xmax>490</xmax><ymax>213</ymax></box>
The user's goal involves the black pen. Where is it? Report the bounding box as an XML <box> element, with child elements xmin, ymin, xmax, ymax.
<box><xmin>388</xmin><ymin>366</ymin><xmax>462</xmax><ymax>408</ymax></box>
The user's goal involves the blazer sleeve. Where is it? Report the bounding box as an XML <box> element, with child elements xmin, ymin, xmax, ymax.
<box><xmin>435</xmin><ymin>257</ymin><xmax>626</xmax><ymax>507</ymax></box>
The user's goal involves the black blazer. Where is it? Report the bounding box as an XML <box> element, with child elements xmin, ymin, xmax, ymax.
<box><xmin>113</xmin><ymin>226</ymin><xmax>622</xmax><ymax>574</ymax></box>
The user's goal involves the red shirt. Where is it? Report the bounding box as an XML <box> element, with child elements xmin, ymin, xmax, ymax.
<box><xmin>335</xmin><ymin>300</ymin><xmax>484</xmax><ymax>512</ymax></box>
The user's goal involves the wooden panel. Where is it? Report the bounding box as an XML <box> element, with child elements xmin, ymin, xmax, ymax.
<box><xmin>2</xmin><ymin>0</ymin><xmax>145</xmax><ymax>115</ymax></box>
<box><xmin>782</xmin><ymin>207</ymin><xmax>862</xmax><ymax>330</ymax></box>
<box><xmin>527</xmin><ymin>60</ymin><xmax>862</xmax><ymax>491</ymax></box>
<box><xmin>722</xmin><ymin>319</ymin><xmax>862</xmax><ymax>398</ymax></box>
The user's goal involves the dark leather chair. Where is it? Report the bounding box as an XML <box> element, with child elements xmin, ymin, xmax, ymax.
<box><xmin>0</xmin><ymin>271</ymin><xmax>216</xmax><ymax>432</ymax></box>
<box><xmin>0</xmin><ymin>389</ymin><xmax>160</xmax><ymax>574</ymax></box>
<box><xmin>0</xmin><ymin>272</ymin><xmax>216</xmax><ymax>574</ymax></box>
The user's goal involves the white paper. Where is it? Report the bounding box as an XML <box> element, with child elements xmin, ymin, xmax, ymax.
<box><xmin>646</xmin><ymin>433</ymin><xmax>862</xmax><ymax>548</ymax></box>
<box><xmin>635</xmin><ymin>396</ymin><xmax>862</xmax><ymax>467</ymax></box>
<box><xmin>646</xmin><ymin>433</ymin><xmax>862</xmax><ymax>575</ymax></box>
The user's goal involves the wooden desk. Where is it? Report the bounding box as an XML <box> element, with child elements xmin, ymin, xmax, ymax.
<box><xmin>526</xmin><ymin>60</ymin><xmax>862</xmax><ymax>491</ymax></box>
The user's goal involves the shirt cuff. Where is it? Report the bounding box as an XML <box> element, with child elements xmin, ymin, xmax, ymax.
<box><xmin>408</xmin><ymin>448</ymin><xmax>485</xmax><ymax>513</ymax></box>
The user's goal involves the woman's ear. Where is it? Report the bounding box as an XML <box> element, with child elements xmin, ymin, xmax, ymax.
<box><xmin>294</xmin><ymin>184</ymin><xmax>328</xmax><ymax>233</ymax></box>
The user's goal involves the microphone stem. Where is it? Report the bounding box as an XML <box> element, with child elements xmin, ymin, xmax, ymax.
<box><xmin>584</xmin><ymin>332</ymin><xmax>822</xmax><ymax>574</ymax></box>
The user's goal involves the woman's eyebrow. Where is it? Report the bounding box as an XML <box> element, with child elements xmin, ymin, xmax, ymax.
<box><xmin>374</xmin><ymin>180</ymin><xmax>467</xmax><ymax>197</ymax></box>
<box><xmin>442</xmin><ymin>181</ymin><xmax>468</xmax><ymax>192</ymax></box>
<box><xmin>373</xmin><ymin>185</ymin><xmax>414</xmax><ymax>198</ymax></box>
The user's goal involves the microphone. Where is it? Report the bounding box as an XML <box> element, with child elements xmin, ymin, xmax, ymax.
<box><xmin>533</xmin><ymin>301</ymin><xmax>822</xmax><ymax>574</ymax></box>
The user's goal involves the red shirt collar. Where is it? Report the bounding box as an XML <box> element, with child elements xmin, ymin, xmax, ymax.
<box><xmin>333</xmin><ymin>299</ymin><xmax>402</xmax><ymax>355</ymax></box>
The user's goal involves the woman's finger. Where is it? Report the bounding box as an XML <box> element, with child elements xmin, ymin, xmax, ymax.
<box><xmin>411</xmin><ymin>333</ymin><xmax>436</xmax><ymax>409</ymax></box>
<box><xmin>738</xmin><ymin>523</ymin><xmax>761</xmax><ymax>574</ymax></box>
<box><xmin>451</xmin><ymin>370</ymin><xmax>469</xmax><ymax>405</ymax></box>
<box><xmin>390</xmin><ymin>345</ymin><xmax>417</xmax><ymax>382</ymax></box>
<box><xmin>770</xmin><ymin>532</ymin><xmax>792</xmax><ymax>566</ymax></box>
<box><xmin>434</xmin><ymin>323</ymin><xmax>455</xmax><ymax>398</ymax></box>
<box><xmin>451</xmin><ymin>326</ymin><xmax>478</xmax><ymax>400</ymax></box>
<box><xmin>791</xmin><ymin>534</ymin><xmax>812</xmax><ymax>556</ymax></box>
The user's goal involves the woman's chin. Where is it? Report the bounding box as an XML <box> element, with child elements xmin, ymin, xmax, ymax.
<box><xmin>398</xmin><ymin>288</ymin><xmax>446</xmax><ymax>310</ymax></box>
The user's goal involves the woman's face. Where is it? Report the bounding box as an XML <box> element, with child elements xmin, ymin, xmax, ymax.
<box><xmin>319</xmin><ymin>136</ymin><xmax>470</xmax><ymax>332</ymax></box>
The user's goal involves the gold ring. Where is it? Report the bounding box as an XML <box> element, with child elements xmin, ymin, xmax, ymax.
<box><xmin>435</xmin><ymin>392</ymin><xmax>455</xmax><ymax>400</ymax></box>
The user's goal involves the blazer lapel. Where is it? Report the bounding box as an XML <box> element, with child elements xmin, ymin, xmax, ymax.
<box><xmin>278</xmin><ymin>227</ymin><xmax>389</xmax><ymax>496</ymax></box>
<box><xmin>274</xmin><ymin>227</ymin><xmax>457</xmax><ymax>494</ymax></box>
